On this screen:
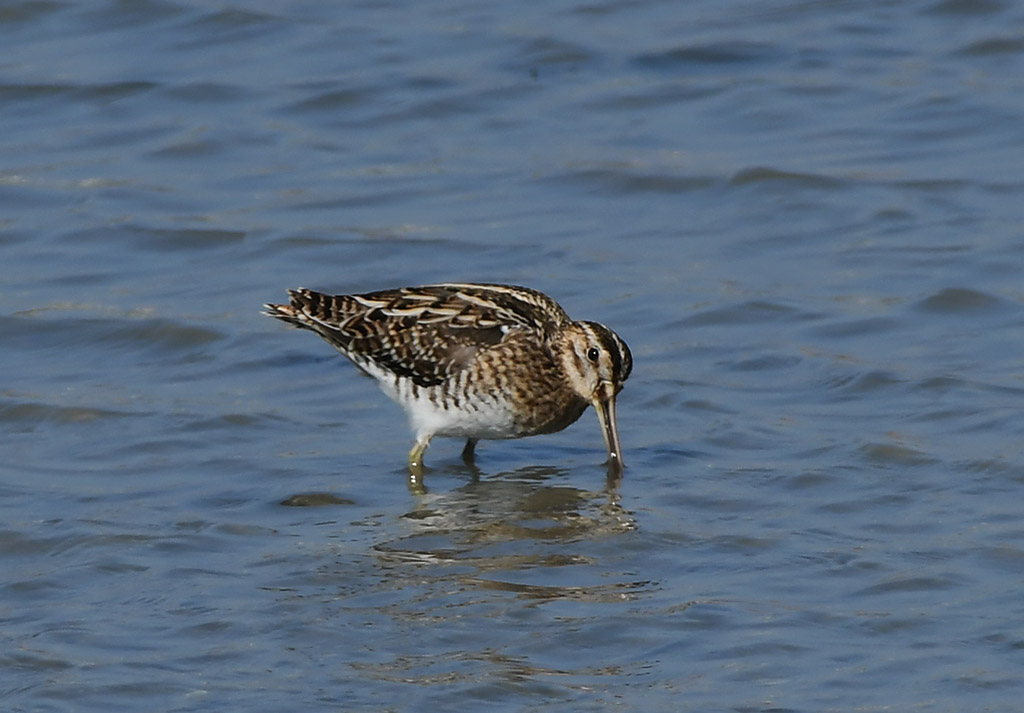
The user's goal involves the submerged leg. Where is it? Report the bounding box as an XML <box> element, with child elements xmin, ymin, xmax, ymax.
<box><xmin>408</xmin><ymin>436</ymin><xmax>431</xmax><ymax>470</ymax></box>
<box><xmin>407</xmin><ymin>436</ymin><xmax>431</xmax><ymax>493</ymax></box>
<box><xmin>461</xmin><ymin>438</ymin><xmax>478</xmax><ymax>465</ymax></box>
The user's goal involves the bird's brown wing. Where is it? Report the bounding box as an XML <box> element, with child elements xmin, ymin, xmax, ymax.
<box><xmin>264</xmin><ymin>283</ymin><xmax>567</xmax><ymax>388</ymax></box>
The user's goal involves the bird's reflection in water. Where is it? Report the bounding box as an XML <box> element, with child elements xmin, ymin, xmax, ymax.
<box><xmin>402</xmin><ymin>465</ymin><xmax>632</xmax><ymax>541</ymax></box>
<box><xmin>372</xmin><ymin>464</ymin><xmax>645</xmax><ymax>604</ymax></box>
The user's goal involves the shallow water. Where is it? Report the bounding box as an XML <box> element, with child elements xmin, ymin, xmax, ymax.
<box><xmin>4</xmin><ymin>1</ymin><xmax>1024</xmax><ymax>711</ymax></box>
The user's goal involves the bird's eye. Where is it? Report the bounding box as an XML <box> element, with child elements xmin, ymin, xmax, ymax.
<box><xmin>586</xmin><ymin>347</ymin><xmax>600</xmax><ymax>363</ymax></box>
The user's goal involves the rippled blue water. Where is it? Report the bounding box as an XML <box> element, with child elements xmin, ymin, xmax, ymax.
<box><xmin>3</xmin><ymin>1</ymin><xmax>1024</xmax><ymax>711</ymax></box>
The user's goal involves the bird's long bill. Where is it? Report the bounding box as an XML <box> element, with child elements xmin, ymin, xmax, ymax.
<box><xmin>592</xmin><ymin>386</ymin><xmax>624</xmax><ymax>474</ymax></box>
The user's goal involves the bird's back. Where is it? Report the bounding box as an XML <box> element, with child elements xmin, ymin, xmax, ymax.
<box><xmin>263</xmin><ymin>283</ymin><xmax>568</xmax><ymax>389</ymax></box>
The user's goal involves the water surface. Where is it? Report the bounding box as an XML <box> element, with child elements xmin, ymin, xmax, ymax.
<box><xmin>3</xmin><ymin>1</ymin><xmax>1024</xmax><ymax>711</ymax></box>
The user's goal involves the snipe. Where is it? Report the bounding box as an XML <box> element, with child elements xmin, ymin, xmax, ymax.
<box><xmin>264</xmin><ymin>283</ymin><xmax>631</xmax><ymax>488</ymax></box>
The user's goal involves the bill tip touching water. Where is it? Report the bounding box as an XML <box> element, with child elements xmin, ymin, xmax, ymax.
<box><xmin>263</xmin><ymin>283</ymin><xmax>631</xmax><ymax>488</ymax></box>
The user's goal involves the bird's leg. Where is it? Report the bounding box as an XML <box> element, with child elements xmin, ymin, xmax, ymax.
<box><xmin>408</xmin><ymin>436</ymin><xmax>431</xmax><ymax>470</ymax></box>
<box><xmin>461</xmin><ymin>438</ymin><xmax>478</xmax><ymax>465</ymax></box>
<box><xmin>407</xmin><ymin>436</ymin><xmax>431</xmax><ymax>493</ymax></box>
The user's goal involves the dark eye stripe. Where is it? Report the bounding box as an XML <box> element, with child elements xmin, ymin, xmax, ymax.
<box><xmin>582</xmin><ymin>321</ymin><xmax>629</xmax><ymax>382</ymax></box>
<box><xmin>598</xmin><ymin>329</ymin><xmax>622</xmax><ymax>379</ymax></box>
<box><xmin>612</xmin><ymin>331</ymin><xmax>632</xmax><ymax>381</ymax></box>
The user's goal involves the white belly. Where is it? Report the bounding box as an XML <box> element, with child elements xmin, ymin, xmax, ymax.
<box><xmin>373</xmin><ymin>369</ymin><xmax>519</xmax><ymax>441</ymax></box>
<box><xmin>408</xmin><ymin>392</ymin><xmax>517</xmax><ymax>440</ymax></box>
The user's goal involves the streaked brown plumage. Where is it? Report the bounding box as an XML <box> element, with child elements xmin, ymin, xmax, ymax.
<box><xmin>263</xmin><ymin>283</ymin><xmax>631</xmax><ymax>485</ymax></box>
